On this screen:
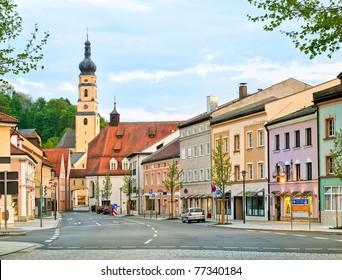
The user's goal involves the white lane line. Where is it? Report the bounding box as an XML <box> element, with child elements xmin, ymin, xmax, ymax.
<box><xmin>154</xmin><ymin>231</ymin><xmax>158</xmax><ymax>234</ymax></box>
<box><xmin>242</xmin><ymin>247</ymin><xmax>259</xmax><ymax>250</ymax></box>
<box><xmin>260</xmin><ymin>231</ymin><xmax>270</xmax><ymax>234</ymax></box>
<box><xmin>328</xmin><ymin>248</ymin><xmax>342</xmax><ymax>251</ymax></box>
<box><xmin>313</xmin><ymin>237</ymin><xmax>328</xmax><ymax>240</ymax></box>
<box><xmin>293</xmin><ymin>234</ymin><xmax>307</xmax><ymax>237</ymax></box>
<box><xmin>263</xmin><ymin>247</ymin><xmax>281</xmax><ymax>250</ymax></box>
<box><xmin>67</xmin><ymin>247</ymin><xmax>80</xmax><ymax>249</ymax></box>
<box><xmin>284</xmin><ymin>248</ymin><xmax>300</xmax><ymax>250</ymax></box>
<box><xmin>181</xmin><ymin>246</ymin><xmax>200</xmax><ymax>248</ymax></box>
<box><xmin>153</xmin><ymin>234</ymin><xmax>157</xmax><ymax>237</ymax></box>
<box><xmin>335</xmin><ymin>239</ymin><xmax>342</xmax><ymax>242</ymax></box>
<box><xmin>144</xmin><ymin>239</ymin><xmax>152</xmax><ymax>244</ymax></box>
<box><xmin>121</xmin><ymin>246</ymin><xmax>137</xmax><ymax>249</ymax></box>
<box><xmin>44</xmin><ymin>240</ymin><xmax>53</xmax><ymax>243</ymax></box>
<box><xmin>305</xmin><ymin>248</ymin><xmax>323</xmax><ymax>251</ymax></box>
<box><xmin>160</xmin><ymin>246</ymin><xmax>175</xmax><ymax>248</ymax></box>
<box><xmin>203</xmin><ymin>246</ymin><xmax>218</xmax><ymax>249</ymax></box>
<box><xmin>151</xmin><ymin>227</ymin><xmax>155</xmax><ymax>230</ymax></box>
<box><xmin>274</xmin><ymin>232</ymin><xmax>286</xmax><ymax>235</ymax></box>
<box><xmin>223</xmin><ymin>247</ymin><xmax>239</xmax><ymax>249</ymax></box>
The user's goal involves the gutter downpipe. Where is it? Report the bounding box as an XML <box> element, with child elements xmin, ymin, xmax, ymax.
<box><xmin>265</xmin><ymin>124</ymin><xmax>271</xmax><ymax>221</ymax></box>
<box><xmin>316</xmin><ymin>105</ymin><xmax>321</xmax><ymax>223</ymax></box>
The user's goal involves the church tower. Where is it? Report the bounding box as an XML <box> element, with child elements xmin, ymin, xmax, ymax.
<box><xmin>75</xmin><ymin>35</ymin><xmax>100</xmax><ymax>153</ymax></box>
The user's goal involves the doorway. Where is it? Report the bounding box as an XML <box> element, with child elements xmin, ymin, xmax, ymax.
<box><xmin>234</xmin><ymin>197</ymin><xmax>243</xmax><ymax>220</ymax></box>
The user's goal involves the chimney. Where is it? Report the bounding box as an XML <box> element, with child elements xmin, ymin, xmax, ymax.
<box><xmin>239</xmin><ymin>83</ymin><xmax>247</xmax><ymax>99</ymax></box>
<box><xmin>207</xmin><ymin>95</ymin><xmax>218</xmax><ymax>113</ymax></box>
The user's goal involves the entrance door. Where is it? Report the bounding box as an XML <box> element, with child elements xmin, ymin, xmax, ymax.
<box><xmin>234</xmin><ymin>197</ymin><xmax>243</xmax><ymax>220</ymax></box>
<box><xmin>275</xmin><ymin>196</ymin><xmax>281</xmax><ymax>221</ymax></box>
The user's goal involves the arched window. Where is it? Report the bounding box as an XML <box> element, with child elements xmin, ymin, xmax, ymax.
<box><xmin>84</xmin><ymin>89</ymin><xmax>88</xmax><ymax>97</ymax></box>
<box><xmin>84</xmin><ymin>118</ymin><xmax>88</xmax><ymax>125</ymax></box>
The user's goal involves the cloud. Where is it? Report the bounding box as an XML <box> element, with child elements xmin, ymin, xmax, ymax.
<box><xmin>57</xmin><ymin>82</ymin><xmax>77</xmax><ymax>92</ymax></box>
<box><xmin>69</xmin><ymin>0</ymin><xmax>151</xmax><ymax>11</ymax></box>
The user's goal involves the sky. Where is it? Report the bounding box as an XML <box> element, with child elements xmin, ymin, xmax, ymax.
<box><xmin>5</xmin><ymin>0</ymin><xmax>342</xmax><ymax>122</ymax></box>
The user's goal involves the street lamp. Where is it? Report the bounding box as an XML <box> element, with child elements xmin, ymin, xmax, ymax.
<box><xmin>119</xmin><ymin>187</ymin><xmax>122</xmax><ymax>215</ymax></box>
<box><xmin>242</xmin><ymin>170</ymin><xmax>246</xmax><ymax>224</ymax></box>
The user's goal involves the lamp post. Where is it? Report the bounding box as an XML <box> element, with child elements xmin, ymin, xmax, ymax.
<box><xmin>119</xmin><ymin>187</ymin><xmax>122</xmax><ymax>215</ymax></box>
<box><xmin>242</xmin><ymin>170</ymin><xmax>246</xmax><ymax>224</ymax></box>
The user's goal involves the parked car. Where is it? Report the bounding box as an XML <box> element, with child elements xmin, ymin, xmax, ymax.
<box><xmin>96</xmin><ymin>206</ymin><xmax>104</xmax><ymax>214</ymax></box>
<box><xmin>181</xmin><ymin>207</ymin><xmax>205</xmax><ymax>223</ymax></box>
<box><xmin>103</xmin><ymin>206</ymin><xmax>110</xmax><ymax>214</ymax></box>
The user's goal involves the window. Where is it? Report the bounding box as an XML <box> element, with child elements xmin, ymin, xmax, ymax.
<box><xmin>157</xmin><ymin>172</ymin><xmax>161</xmax><ymax>185</ymax></box>
<box><xmin>276</xmin><ymin>165</ymin><xmax>281</xmax><ymax>182</ymax></box>
<box><xmin>324</xmin><ymin>186</ymin><xmax>342</xmax><ymax>210</ymax></box>
<box><xmin>193</xmin><ymin>145</ymin><xmax>197</xmax><ymax>157</ymax></box>
<box><xmin>275</xmin><ymin>134</ymin><xmax>280</xmax><ymax>151</ymax></box>
<box><xmin>306</xmin><ymin>162</ymin><xmax>312</xmax><ymax>180</ymax></box>
<box><xmin>83</xmin><ymin>118</ymin><xmax>88</xmax><ymax>125</ymax></box>
<box><xmin>295</xmin><ymin>164</ymin><xmax>301</xmax><ymax>181</ymax></box>
<box><xmin>234</xmin><ymin>135</ymin><xmax>240</xmax><ymax>152</ymax></box>
<box><xmin>327</xmin><ymin>156</ymin><xmax>335</xmax><ymax>175</ymax></box>
<box><xmin>234</xmin><ymin>165</ymin><xmax>240</xmax><ymax>181</ymax></box>
<box><xmin>122</xmin><ymin>162</ymin><xmax>129</xmax><ymax>170</ymax></box>
<box><xmin>326</xmin><ymin>117</ymin><xmax>335</xmax><ymax>138</ymax></box>
<box><xmin>206</xmin><ymin>143</ymin><xmax>210</xmax><ymax>155</ymax></box>
<box><xmin>206</xmin><ymin>169</ymin><xmax>211</xmax><ymax>180</ymax></box>
<box><xmin>110</xmin><ymin>159</ymin><xmax>117</xmax><ymax>170</ymax></box>
<box><xmin>258</xmin><ymin>162</ymin><xmax>264</xmax><ymax>179</ymax></box>
<box><xmin>294</xmin><ymin>130</ymin><xmax>300</xmax><ymax>148</ymax></box>
<box><xmin>199</xmin><ymin>169</ymin><xmax>204</xmax><ymax>181</ymax></box>
<box><xmin>305</xmin><ymin>128</ymin><xmax>312</xmax><ymax>146</ymax></box>
<box><xmin>285</xmin><ymin>165</ymin><xmax>290</xmax><ymax>181</ymax></box>
<box><xmin>247</xmin><ymin>164</ymin><xmax>253</xmax><ymax>180</ymax></box>
<box><xmin>150</xmin><ymin>173</ymin><xmax>154</xmax><ymax>185</ymax></box>
<box><xmin>258</xmin><ymin>130</ymin><xmax>264</xmax><ymax>147</ymax></box>
<box><xmin>284</xmin><ymin>132</ymin><xmax>290</xmax><ymax>149</ymax></box>
<box><xmin>181</xmin><ymin>148</ymin><xmax>185</xmax><ymax>160</ymax></box>
<box><xmin>187</xmin><ymin>170</ymin><xmax>192</xmax><ymax>182</ymax></box>
<box><xmin>84</xmin><ymin>89</ymin><xmax>88</xmax><ymax>97</ymax></box>
<box><xmin>187</xmin><ymin>146</ymin><xmax>191</xmax><ymax>158</ymax></box>
<box><xmin>246</xmin><ymin>196</ymin><xmax>265</xmax><ymax>216</ymax></box>
<box><xmin>163</xmin><ymin>171</ymin><xmax>167</xmax><ymax>182</ymax></box>
<box><xmin>247</xmin><ymin>132</ymin><xmax>253</xmax><ymax>149</ymax></box>
<box><xmin>145</xmin><ymin>174</ymin><xmax>148</xmax><ymax>186</ymax></box>
<box><xmin>223</xmin><ymin>137</ymin><xmax>229</xmax><ymax>153</ymax></box>
<box><xmin>193</xmin><ymin>170</ymin><xmax>197</xmax><ymax>181</ymax></box>
<box><xmin>199</xmin><ymin>144</ymin><xmax>204</xmax><ymax>156</ymax></box>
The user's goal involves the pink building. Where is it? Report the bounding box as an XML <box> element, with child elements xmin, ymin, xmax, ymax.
<box><xmin>266</xmin><ymin>106</ymin><xmax>319</xmax><ymax>221</ymax></box>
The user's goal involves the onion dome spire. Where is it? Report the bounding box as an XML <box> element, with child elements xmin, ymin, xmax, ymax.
<box><xmin>78</xmin><ymin>32</ymin><xmax>97</xmax><ymax>75</ymax></box>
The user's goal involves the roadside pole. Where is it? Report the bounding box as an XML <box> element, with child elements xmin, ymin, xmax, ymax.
<box><xmin>4</xmin><ymin>171</ymin><xmax>8</xmax><ymax>234</ymax></box>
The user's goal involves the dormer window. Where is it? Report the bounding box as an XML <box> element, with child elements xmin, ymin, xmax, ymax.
<box><xmin>110</xmin><ymin>158</ymin><xmax>118</xmax><ymax>170</ymax></box>
<box><xmin>122</xmin><ymin>158</ymin><xmax>129</xmax><ymax>170</ymax></box>
<box><xmin>148</xmin><ymin>127</ymin><xmax>156</xmax><ymax>138</ymax></box>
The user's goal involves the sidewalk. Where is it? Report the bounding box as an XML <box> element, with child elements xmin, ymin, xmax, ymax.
<box><xmin>1</xmin><ymin>212</ymin><xmax>341</xmax><ymax>258</ymax></box>
<box><xmin>0</xmin><ymin>213</ymin><xmax>61</xmax><ymax>258</ymax></box>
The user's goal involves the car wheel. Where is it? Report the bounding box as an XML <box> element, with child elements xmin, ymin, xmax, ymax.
<box><xmin>187</xmin><ymin>218</ymin><xmax>190</xmax><ymax>224</ymax></box>
<box><xmin>182</xmin><ymin>218</ymin><xmax>185</xmax><ymax>223</ymax></box>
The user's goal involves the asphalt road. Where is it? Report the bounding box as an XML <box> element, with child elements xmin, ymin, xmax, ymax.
<box><xmin>1</xmin><ymin>211</ymin><xmax>342</xmax><ymax>260</ymax></box>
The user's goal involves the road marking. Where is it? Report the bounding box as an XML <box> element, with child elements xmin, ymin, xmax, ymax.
<box><xmin>246</xmin><ymin>230</ymin><xmax>255</xmax><ymax>232</ymax></box>
<box><xmin>121</xmin><ymin>246</ymin><xmax>137</xmax><ymax>249</ymax></box>
<box><xmin>84</xmin><ymin>246</ymin><xmax>98</xmax><ymax>249</ymax></box>
<box><xmin>203</xmin><ymin>246</ymin><xmax>218</xmax><ymax>249</ymax></box>
<box><xmin>153</xmin><ymin>234</ymin><xmax>157</xmax><ymax>237</ymax></box>
<box><xmin>151</xmin><ymin>227</ymin><xmax>155</xmax><ymax>230</ymax></box>
<box><xmin>48</xmin><ymin>247</ymin><xmax>63</xmax><ymax>249</ymax></box>
<box><xmin>274</xmin><ymin>232</ymin><xmax>286</xmax><ymax>235</ymax></box>
<box><xmin>160</xmin><ymin>246</ymin><xmax>175</xmax><ymax>248</ymax></box>
<box><xmin>67</xmin><ymin>247</ymin><xmax>80</xmax><ymax>249</ymax></box>
<box><xmin>154</xmin><ymin>230</ymin><xmax>158</xmax><ymax>234</ymax></box>
<box><xmin>284</xmin><ymin>248</ymin><xmax>300</xmax><ymax>250</ymax></box>
<box><xmin>260</xmin><ymin>231</ymin><xmax>270</xmax><ymax>234</ymax></box>
<box><xmin>95</xmin><ymin>222</ymin><xmax>101</xmax><ymax>226</ymax></box>
<box><xmin>263</xmin><ymin>247</ymin><xmax>281</xmax><ymax>250</ymax></box>
<box><xmin>144</xmin><ymin>239</ymin><xmax>152</xmax><ymax>244</ymax></box>
<box><xmin>180</xmin><ymin>246</ymin><xmax>200</xmax><ymax>248</ymax></box>
<box><xmin>223</xmin><ymin>246</ymin><xmax>239</xmax><ymax>249</ymax></box>
<box><xmin>313</xmin><ymin>237</ymin><xmax>328</xmax><ymax>240</ymax></box>
<box><xmin>305</xmin><ymin>248</ymin><xmax>323</xmax><ymax>251</ymax></box>
<box><xmin>335</xmin><ymin>240</ymin><xmax>342</xmax><ymax>242</ymax></box>
<box><xmin>44</xmin><ymin>240</ymin><xmax>53</xmax><ymax>243</ymax></box>
<box><xmin>242</xmin><ymin>247</ymin><xmax>259</xmax><ymax>250</ymax></box>
<box><xmin>292</xmin><ymin>234</ymin><xmax>307</xmax><ymax>237</ymax></box>
<box><xmin>328</xmin><ymin>248</ymin><xmax>342</xmax><ymax>251</ymax></box>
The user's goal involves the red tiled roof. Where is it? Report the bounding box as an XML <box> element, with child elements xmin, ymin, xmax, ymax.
<box><xmin>142</xmin><ymin>138</ymin><xmax>180</xmax><ymax>164</ymax></box>
<box><xmin>70</xmin><ymin>168</ymin><xmax>86</xmax><ymax>178</ymax></box>
<box><xmin>43</xmin><ymin>148</ymin><xmax>70</xmax><ymax>177</ymax></box>
<box><xmin>11</xmin><ymin>144</ymin><xmax>38</xmax><ymax>164</ymax></box>
<box><xmin>0</xmin><ymin>112</ymin><xmax>18</xmax><ymax>124</ymax></box>
<box><xmin>86</xmin><ymin>121</ymin><xmax>180</xmax><ymax>176</ymax></box>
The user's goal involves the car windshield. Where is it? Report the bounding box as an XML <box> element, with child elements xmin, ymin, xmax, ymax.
<box><xmin>189</xmin><ymin>208</ymin><xmax>202</xmax><ymax>213</ymax></box>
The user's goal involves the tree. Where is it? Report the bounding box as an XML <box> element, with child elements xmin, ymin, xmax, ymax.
<box><xmin>94</xmin><ymin>178</ymin><xmax>101</xmax><ymax>210</ymax></box>
<box><xmin>247</xmin><ymin>0</ymin><xmax>342</xmax><ymax>59</ymax></box>
<box><xmin>0</xmin><ymin>0</ymin><xmax>49</xmax><ymax>82</ymax></box>
<box><xmin>330</xmin><ymin>128</ymin><xmax>342</xmax><ymax>179</ymax></box>
<box><xmin>102</xmin><ymin>174</ymin><xmax>112</xmax><ymax>201</ymax></box>
<box><xmin>211</xmin><ymin>136</ymin><xmax>233</xmax><ymax>224</ymax></box>
<box><xmin>163</xmin><ymin>159</ymin><xmax>183</xmax><ymax>219</ymax></box>
<box><xmin>122</xmin><ymin>174</ymin><xmax>135</xmax><ymax>216</ymax></box>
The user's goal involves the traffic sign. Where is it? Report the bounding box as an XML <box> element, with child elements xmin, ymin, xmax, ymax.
<box><xmin>112</xmin><ymin>203</ymin><xmax>118</xmax><ymax>209</ymax></box>
<box><xmin>216</xmin><ymin>189</ymin><xmax>221</xmax><ymax>196</ymax></box>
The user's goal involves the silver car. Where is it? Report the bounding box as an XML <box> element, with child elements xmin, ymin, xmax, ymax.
<box><xmin>181</xmin><ymin>207</ymin><xmax>205</xmax><ymax>223</ymax></box>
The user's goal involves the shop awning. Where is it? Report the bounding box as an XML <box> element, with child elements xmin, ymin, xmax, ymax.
<box><xmin>271</xmin><ymin>191</ymin><xmax>312</xmax><ymax>197</ymax></box>
<box><xmin>236</xmin><ymin>188</ymin><xmax>264</xmax><ymax>197</ymax></box>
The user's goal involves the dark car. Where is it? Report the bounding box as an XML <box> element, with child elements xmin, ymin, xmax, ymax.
<box><xmin>96</xmin><ymin>206</ymin><xmax>104</xmax><ymax>214</ymax></box>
